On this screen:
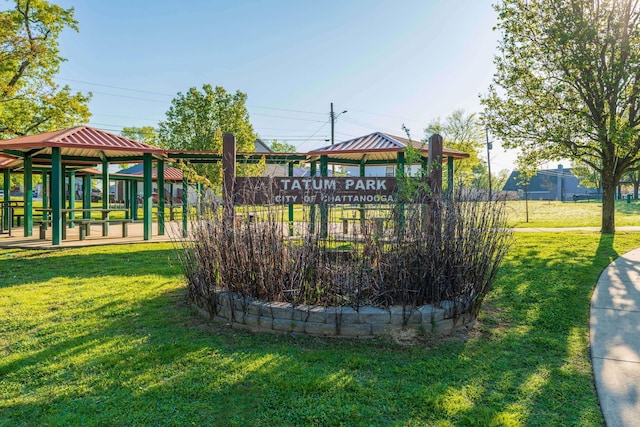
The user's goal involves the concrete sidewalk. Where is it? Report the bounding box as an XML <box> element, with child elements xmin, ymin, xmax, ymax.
<box><xmin>591</xmin><ymin>247</ymin><xmax>640</xmax><ymax>426</ymax></box>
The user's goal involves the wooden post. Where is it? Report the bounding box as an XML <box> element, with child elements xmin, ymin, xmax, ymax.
<box><xmin>222</xmin><ymin>133</ymin><xmax>236</xmax><ymax>229</ymax></box>
<box><xmin>288</xmin><ymin>162</ymin><xmax>294</xmax><ymax>236</ymax></box>
<box><xmin>309</xmin><ymin>161</ymin><xmax>317</xmax><ymax>234</ymax></box>
<box><xmin>396</xmin><ymin>151</ymin><xmax>405</xmax><ymax>236</ymax></box>
<box><xmin>320</xmin><ymin>155</ymin><xmax>328</xmax><ymax>238</ymax></box>
<box><xmin>428</xmin><ymin>134</ymin><xmax>443</xmax><ymax>244</ymax></box>
<box><xmin>359</xmin><ymin>159</ymin><xmax>366</xmax><ymax>226</ymax></box>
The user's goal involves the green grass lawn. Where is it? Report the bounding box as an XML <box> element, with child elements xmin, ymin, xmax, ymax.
<box><xmin>2</xmin><ymin>232</ymin><xmax>640</xmax><ymax>425</ymax></box>
<box><xmin>505</xmin><ymin>199</ymin><xmax>640</xmax><ymax>228</ymax></box>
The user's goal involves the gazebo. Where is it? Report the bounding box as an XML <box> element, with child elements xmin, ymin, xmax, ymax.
<box><xmin>0</xmin><ymin>126</ymin><xmax>167</xmax><ymax>245</ymax></box>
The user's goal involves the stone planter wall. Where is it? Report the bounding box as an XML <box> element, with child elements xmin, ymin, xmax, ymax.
<box><xmin>192</xmin><ymin>291</ymin><xmax>476</xmax><ymax>338</ymax></box>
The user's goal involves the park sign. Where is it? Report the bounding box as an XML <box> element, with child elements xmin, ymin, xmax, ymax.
<box><xmin>234</xmin><ymin>177</ymin><xmax>398</xmax><ymax>205</ymax></box>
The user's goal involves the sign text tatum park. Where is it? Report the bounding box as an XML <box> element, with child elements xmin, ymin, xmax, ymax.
<box><xmin>234</xmin><ymin>177</ymin><xmax>399</xmax><ymax>205</ymax></box>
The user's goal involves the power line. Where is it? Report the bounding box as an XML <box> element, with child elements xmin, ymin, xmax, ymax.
<box><xmin>55</xmin><ymin>77</ymin><xmax>174</xmax><ymax>97</ymax></box>
<box><xmin>296</xmin><ymin>118</ymin><xmax>331</xmax><ymax>151</ymax></box>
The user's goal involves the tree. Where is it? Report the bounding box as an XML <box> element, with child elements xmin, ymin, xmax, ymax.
<box><xmin>571</xmin><ymin>160</ymin><xmax>602</xmax><ymax>190</ymax></box>
<box><xmin>0</xmin><ymin>0</ymin><xmax>91</xmax><ymax>138</ymax></box>
<box><xmin>482</xmin><ymin>0</ymin><xmax>640</xmax><ymax>233</ymax></box>
<box><xmin>121</xmin><ymin>126</ymin><xmax>158</xmax><ymax>145</ymax></box>
<box><xmin>269</xmin><ymin>140</ymin><xmax>297</xmax><ymax>152</ymax></box>
<box><xmin>424</xmin><ymin>109</ymin><xmax>485</xmax><ymax>189</ymax></box>
<box><xmin>158</xmin><ymin>84</ymin><xmax>257</xmax><ymax>187</ymax></box>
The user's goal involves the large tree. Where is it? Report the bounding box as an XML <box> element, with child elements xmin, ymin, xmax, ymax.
<box><xmin>482</xmin><ymin>0</ymin><xmax>640</xmax><ymax>233</ymax></box>
<box><xmin>121</xmin><ymin>126</ymin><xmax>158</xmax><ymax>146</ymax></box>
<box><xmin>158</xmin><ymin>84</ymin><xmax>257</xmax><ymax>187</ymax></box>
<box><xmin>0</xmin><ymin>0</ymin><xmax>91</xmax><ymax>138</ymax></box>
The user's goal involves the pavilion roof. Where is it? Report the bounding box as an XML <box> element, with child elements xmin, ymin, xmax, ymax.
<box><xmin>0</xmin><ymin>126</ymin><xmax>165</xmax><ymax>166</ymax></box>
<box><xmin>115</xmin><ymin>164</ymin><xmax>184</xmax><ymax>181</ymax></box>
<box><xmin>307</xmin><ymin>132</ymin><xmax>469</xmax><ymax>164</ymax></box>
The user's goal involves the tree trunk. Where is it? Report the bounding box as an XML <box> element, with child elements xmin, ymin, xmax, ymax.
<box><xmin>601</xmin><ymin>174</ymin><xmax>616</xmax><ymax>234</ymax></box>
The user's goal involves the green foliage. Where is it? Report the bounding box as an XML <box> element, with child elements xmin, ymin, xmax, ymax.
<box><xmin>0</xmin><ymin>0</ymin><xmax>91</xmax><ymax>138</ymax></box>
<box><xmin>158</xmin><ymin>84</ymin><xmax>257</xmax><ymax>187</ymax></box>
<box><xmin>269</xmin><ymin>139</ymin><xmax>297</xmax><ymax>152</ymax></box>
<box><xmin>482</xmin><ymin>0</ymin><xmax>640</xmax><ymax>233</ymax></box>
<box><xmin>425</xmin><ymin>109</ymin><xmax>485</xmax><ymax>189</ymax></box>
<box><xmin>121</xmin><ymin>126</ymin><xmax>158</xmax><ymax>146</ymax></box>
<box><xmin>571</xmin><ymin>160</ymin><xmax>601</xmax><ymax>190</ymax></box>
<box><xmin>5</xmin><ymin>233</ymin><xmax>640</xmax><ymax>425</ymax></box>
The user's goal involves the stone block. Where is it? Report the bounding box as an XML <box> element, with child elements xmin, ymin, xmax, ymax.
<box><xmin>258</xmin><ymin>316</ymin><xmax>274</xmax><ymax>330</ymax></box>
<box><xmin>305</xmin><ymin>321</ymin><xmax>337</xmax><ymax>336</ymax></box>
<box><xmin>293</xmin><ymin>305</ymin><xmax>327</xmax><ymax>323</ymax></box>
<box><xmin>215</xmin><ymin>291</ymin><xmax>231</xmax><ymax>307</ymax></box>
<box><xmin>233</xmin><ymin>296</ymin><xmax>253</xmax><ymax>311</ymax></box>
<box><xmin>334</xmin><ymin>306</ymin><xmax>359</xmax><ymax>324</ymax></box>
<box><xmin>267</xmin><ymin>302</ymin><xmax>295</xmax><ymax>320</ymax></box>
<box><xmin>357</xmin><ymin>306</ymin><xmax>390</xmax><ymax>324</ymax></box>
<box><xmin>305</xmin><ymin>306</ymin><xmax>329</xmax><ymax>323</ymax></box>
<box><xmin>338</xmin><ymin>323</ymin><xmax>372</xmax><ymax>337</ymax></box>
<box><xmin>418</xmin><ymin>305</ymin><xmax>446</xmax><ymax>322</ymax></box>
<box><xmin>389</xmin><ymin>306</ymin><xmax>421</xmax><ymax>325</ymax></box>
<box><xmin>243</xmin><ymin>313</ymin><xmax>260</xmax><ymax>327</ymax></box>
<box><xmin>272</xmin><ymin>318</ymin><xmax>306</xmax><ymax>333</ymax></box>
<box><xmin>245</xmin><ymin>300</ymin><xmax>262</xmax><ymax>316</ymax></box>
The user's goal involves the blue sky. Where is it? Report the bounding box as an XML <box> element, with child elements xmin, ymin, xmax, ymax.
<box><xmin>51</xmin><ymin>0</ymin><xmax>519</xmax><ymax>171</ymax></box>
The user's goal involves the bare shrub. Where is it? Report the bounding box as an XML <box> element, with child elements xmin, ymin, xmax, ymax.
<box><xmin>175</xmin><ymin>194</ymin><xmax>512</xmax><ymax>318</ymax></box>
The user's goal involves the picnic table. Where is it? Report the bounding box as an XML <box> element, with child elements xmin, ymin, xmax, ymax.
<box><xmin>36</xmin><ymin>207</ymin><xmax>130</xmax><ymax>241</ymax></box>
<box><xmin>0</xmin><ymin>201</ymin><xmax>22</xmax><ymax>236</ymax></box>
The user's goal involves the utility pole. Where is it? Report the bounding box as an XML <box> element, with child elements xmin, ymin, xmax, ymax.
<box><xmin>330</xmin><ymin>102</ymin><xmax>335</xmax><ymax>147</ymax></box>
<box><xmin>329</xmin><ymin>102</ymin><xmax>347</xmax><ymax>175</ymax></box>
<box><xmin>486</xmin><ymin>128</ymin><xmax>493</xmax><ymax>201</ymax></box>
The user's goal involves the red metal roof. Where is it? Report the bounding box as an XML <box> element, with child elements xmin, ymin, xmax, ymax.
<box><xmin>114</xmin><ymin>166</ymin><xmax>183</xmax><ymax>181</ymax></box>
<box><xmin>0</xmin><ymin>126</ymin><xmax>165</xmax><ymax>159</ymax></box>
<box><xmin>307</xmin><ymin>132</ymin><xmax>469</xmax><ymax>163</ymax></box>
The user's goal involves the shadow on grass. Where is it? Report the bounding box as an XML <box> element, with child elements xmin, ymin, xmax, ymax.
<box><xmin>1</xmin><ymin>235</ymin><xmax>634</xmax><ymax>425</ymax></box>
<box><xmin>0</xmin><ymin>245</ymin><xmax>181</xmax><ymax>289</ymax></box>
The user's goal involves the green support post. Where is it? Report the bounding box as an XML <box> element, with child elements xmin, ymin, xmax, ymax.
<box><xmin>42</xmin><ymin>172</ymin><xmax>49</xmax><ymax>223</ymax></box>
<box><xmin>51</xmin><ymin>148</ymin><xmax>62</xmax><ymax>245</ymax></box>
<box><xmin>130</xmin><ymin>180</ymin><xmax>138</xmax><ymax>220</ymax></box>
<box><xmin>197</xmin><ymin>182</ymin><xmax>203</xmax><ymax>219</ymax></box>
<box><xmin>396</xmin><ymin>151</ymin><xmax>405</xmax><ymax>236</ymax></box>
<box><xmin>169</xmin><ymin>182</ymin><xmax>175</xmax><ymax>221</ymax></box>
<box><xmin>288</xmin><ymin>162</ymin><xmax>294</xmax><ymax>236</ymax></box>
<box><xmin>125</xmin><ymin>179</ymin><xmax>130</xmax><ymax>219</ymax></box>
<box><xmin>83</xmin><ymin>174</ymin><xmax>91</xmax><ymax>218</ymax></box>
<box><xmin>23</xmin><ymin>155</ymin><xmax>33</xmax><ymax>237</ymax></box>
<box><xmin>3</xmin><ymin>169</ymin><xmax>11</xmax><ymax>230</ymax></box>
<box><xmin>309</xmin><ymin>161</ymin><xmax>317</xmax><ymax>234</ymax></box>
<box><xmin>68</xmin><ymin>171</ymin><xmax>76</xmax><ymax>227</ymax></box>
<box><xmin>319</xmin><ymin>155</ymin><xmax>328</xmax><ymax>238</ymax></box>
<box><xmin>101</xmin><ymin>159</ymin><xmax>109</xmax><ymax>235</ymax></box>
<box><xmin>182</xmin><ymin>176</ymin><xmax>188</xmax><ymax>237</ymax></box>
<box><xmin>143</xmin><ymin>153</ymin><xmax>153</xmax><ymax>240</ymax></box>
<box><xmin>158</xmin><ymin>159</ymin><xmax>165</xmax><ymax>235</ymax></box>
